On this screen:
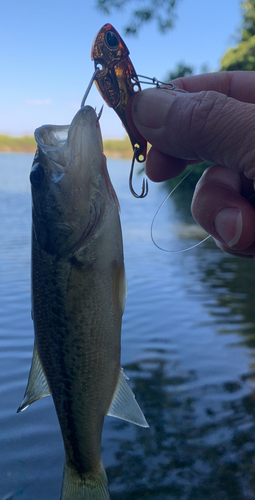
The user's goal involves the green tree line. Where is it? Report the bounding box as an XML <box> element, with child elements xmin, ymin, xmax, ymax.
<box><xmin>0</xmin><ymin>134</ymin><xmax>134</xmax><ymax>158</ymax></box>
<box><xmin>0</xmin><ymin>135</ymin><xmax>37</xmax><ymax>153</ymax></box>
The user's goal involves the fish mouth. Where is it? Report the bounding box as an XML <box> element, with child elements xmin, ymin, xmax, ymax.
<box><xmin>34</xmin><ymin>106</ymin><xmax>103</xmax><ymax>167</ymax></box>
<box><xmin>35</xmin><ymin>125</ymin><xmax>69</xmax><ymax>154</ymax></box>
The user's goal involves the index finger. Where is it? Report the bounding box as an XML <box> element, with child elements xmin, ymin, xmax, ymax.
<box><xmin>171</xmin><ymin>71</ymin><xmax>255</xmax><ymax>104</ymax></box>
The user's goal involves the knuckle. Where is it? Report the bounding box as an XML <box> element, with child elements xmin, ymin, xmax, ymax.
<box><xmin>176</xmin><ymin>90</ymin><xmax>230</xmax><ymax>158</ymax></box>
<box><xmin>188</xmin><ymin>91</ymin><xmax>228</xmax><ymax>138</ymax></box>
<box><xmin>182</xmin><ymin>91</ymin><xmax>255</xmax><ymax>169</ymax></box>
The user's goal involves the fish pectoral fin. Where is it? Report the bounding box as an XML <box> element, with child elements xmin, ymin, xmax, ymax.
<box><xmin>17</xmin><ymin>341</ymin><xmax>51</xmax><ymax>413</ymax></box>
<box><xmin>107</xmin><ymin>368</ymin><xmax>149</xmax><ymax>428</ymax></box>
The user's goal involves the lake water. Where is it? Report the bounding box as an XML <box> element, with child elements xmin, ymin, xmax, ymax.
<box><xmin>1</xmin><ymin>153</ymin><xmax>255</xmax><ymax>500</ymax></box>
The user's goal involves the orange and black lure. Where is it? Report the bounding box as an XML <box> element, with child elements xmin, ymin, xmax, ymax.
<box><xmin>91</xmin><ymin>24</ymin><xmax>148</xmax><ymax>198</ymax></box>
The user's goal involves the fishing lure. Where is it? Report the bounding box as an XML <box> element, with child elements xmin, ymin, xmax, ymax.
<box><xmin>82</xmin><ymin>24</ymin><xmax>183</xmax><ymax>198</ymax></box>
<box><xmin>90</xmin><ymin>23</ymin><xmax>148</xmax><ymax>198</ymax></box>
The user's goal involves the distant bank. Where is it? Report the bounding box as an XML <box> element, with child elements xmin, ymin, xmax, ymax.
<box><xmin>0</xmin><ymin>135</ymin><xmax>37</xmax><ymax>153</ymax></box>
<box><xmin>0</xmin><ymin>134</ymin><xmax>133</xmax><ymax>159</ymax></box>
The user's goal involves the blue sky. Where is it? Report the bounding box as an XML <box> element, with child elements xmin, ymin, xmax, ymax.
<box><xmin>1</xmin><ymin>0</ymin><xmax>241</xmax><ymax>138</ymax></box>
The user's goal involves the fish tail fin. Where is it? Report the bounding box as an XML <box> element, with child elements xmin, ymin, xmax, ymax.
<box><xmin>61</xmin><ymin>460</ymin><xmax>110</xmax><ymax>500</ymax></box>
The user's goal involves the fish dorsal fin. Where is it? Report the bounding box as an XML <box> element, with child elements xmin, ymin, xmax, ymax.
<box><xmin>107</xmin><ymin>368</ymin><xmax>149</xmax><ymax>427</ymax></box>
<box><xmin>17</xmin><ymin>342</ymin><xmax>51</xmax><ymax>413</ymax></box>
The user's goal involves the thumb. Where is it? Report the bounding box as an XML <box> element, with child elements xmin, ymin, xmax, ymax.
<box><xmin>131</xmin><ymin>87</ymin><xmax>255</xmax><ymax>183</ymax></box>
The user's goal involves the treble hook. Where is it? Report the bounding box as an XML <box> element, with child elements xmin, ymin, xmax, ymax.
<box><xmin>129</xmin><ymin>147</ymin><xmax>148</xmax><ymax>198</ymax></box>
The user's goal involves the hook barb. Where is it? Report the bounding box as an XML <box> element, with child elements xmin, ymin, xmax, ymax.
<box><xmin>129</xmin><ymin>148</ymin><xmax>148</xmax><ymax>198</ymax></box>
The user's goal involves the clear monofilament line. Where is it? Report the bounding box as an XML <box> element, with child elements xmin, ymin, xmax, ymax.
<box><xmin>151</xmin><ymin>165</ymin><xmax>211</xmax><ymax>253</ymax></box>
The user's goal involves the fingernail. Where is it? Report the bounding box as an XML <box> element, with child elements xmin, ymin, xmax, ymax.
<box><xmin>214</xmin><ymin>208</ymin><xmax>243</xmax><ymax>247</ymax></box>
<box><xmin>132</xmin><ymin>88</ymin><xmax>177</xmax><ymax>129</ymax></box>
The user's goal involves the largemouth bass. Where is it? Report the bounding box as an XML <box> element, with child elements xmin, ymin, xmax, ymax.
<box><xmin>18</xmin><ymin>105</ymin><xmax>148</xmax><ymax>500</ymax></box>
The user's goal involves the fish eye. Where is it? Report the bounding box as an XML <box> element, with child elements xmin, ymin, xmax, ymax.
<box><xmin>105</xmin><ymin>31</ymin><xmax>119</xmax><ymax>49</ymax></box>
<box><xmin>30</xmin><ymin>163</ymin><xmax>45</xmax><ymax>188</ymax></box>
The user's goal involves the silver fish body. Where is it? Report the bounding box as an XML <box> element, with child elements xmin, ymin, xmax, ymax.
<box><xmin>18</xmin><ymin>106</ymin><xmax>148</xmax><ymax>500</ymax></box>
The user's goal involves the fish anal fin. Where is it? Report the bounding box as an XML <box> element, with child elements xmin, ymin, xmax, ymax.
<box><xmin>107</xmin><ymin>368</ymin><xmax>149</xmax><ymax>428</ymax></box>
<box><xmin>17</xmin><ymin>341</ymin><xmax>51</xmax><ymax>413</ymax></box>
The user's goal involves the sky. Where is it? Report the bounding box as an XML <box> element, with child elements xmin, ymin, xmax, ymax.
<box><xmin>0</xmin><ymin>0</ymin><xmax>241</xmax><ymax>139</ymax></box>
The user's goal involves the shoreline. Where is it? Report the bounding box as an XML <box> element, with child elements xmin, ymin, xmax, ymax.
<box><xmin>0</xmin><ymin>135</ymin><xmax>133</xmax><ymax>159</ymax></box>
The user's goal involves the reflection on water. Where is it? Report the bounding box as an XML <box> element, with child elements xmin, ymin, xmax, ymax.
<box><xmin>1</xmin><ymin>154</ymin><xmax>255</xmax><ymax>499</ymax></box>
<box><xmin>200</xmin><ymin>254</ymin><xmax>255</xmax><ymax>356</ymax></box>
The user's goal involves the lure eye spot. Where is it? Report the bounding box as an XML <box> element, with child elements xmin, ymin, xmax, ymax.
<box><xmin>105</xmin><ymin>31</ymin><xmax>119</xmax><ymax>49</ymax></box>
<box><xmin>30</xmin><ymin>163</ymin><xmax>45</xmax><ymax>189</ymax></box>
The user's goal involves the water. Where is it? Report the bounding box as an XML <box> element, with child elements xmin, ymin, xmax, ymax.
<box><xmin>1</xmin><ymin>154</ymin><xmax>255</xmax><ymax>499</ymax></box>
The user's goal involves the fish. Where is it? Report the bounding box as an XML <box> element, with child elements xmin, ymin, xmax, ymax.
<box><xmin>17</xmin><ymin>105</ymin><xmax>148</xmax><ymax>500</ymax></box>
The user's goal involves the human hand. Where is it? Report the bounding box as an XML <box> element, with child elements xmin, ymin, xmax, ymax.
<box><xmin>131</xmin><ymin>71</ymin><xmax>255</xmax><ymax>258</ymax></box>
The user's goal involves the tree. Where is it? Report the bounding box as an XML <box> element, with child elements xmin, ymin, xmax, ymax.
<box><xmin>96</xmin><ymin>0</ymin><xmax>179</xmax><ymax>35</ymax></box>
<box><xmin>221</xmin><ymin>1</ymin><xmax>255</xmax><ymax>71</ymax></box>
<box><xmin>166</xmin><ymin>62</ymin><xmax>194</xmax><ymax>80</ymax></box>
<box><xmin>241</xmin><ymin>0</ymin><xmax>255</xmax><ymax>39</ymax></box>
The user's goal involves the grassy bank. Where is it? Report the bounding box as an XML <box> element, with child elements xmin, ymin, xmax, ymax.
<box><xmin>0</xmin><ymin>134</ymin><xmax>133</xmax><ymax>158</ymax></box>
<box><xmin>103</xmin><ymin>136</ymin><xmax>133</xmax><ymax>159</ymax></box>
<box><xmin>0</xmin><ymin>134</ymin><xmax>37</xmax><ymax>153</ymax></box>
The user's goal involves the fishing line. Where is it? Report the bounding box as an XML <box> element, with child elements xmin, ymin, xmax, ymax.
<box><xmin>151</xmin><ymin>165</ymin><xmax>211</xmax><ymax>253</ymax></box>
